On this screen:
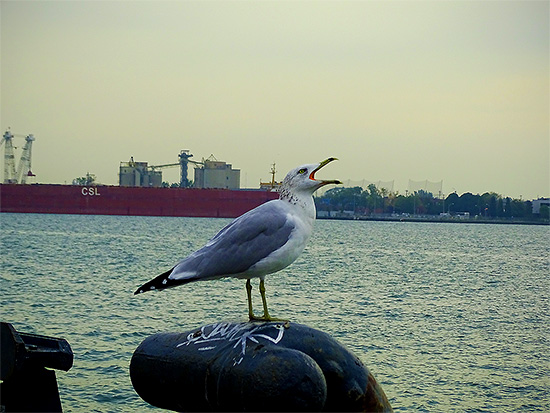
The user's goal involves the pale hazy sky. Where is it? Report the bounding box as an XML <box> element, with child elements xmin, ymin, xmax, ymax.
<box><xmin>1</xmin><ymin>1</ymin><xmax>548</xmax><ymax>199</ymax></box>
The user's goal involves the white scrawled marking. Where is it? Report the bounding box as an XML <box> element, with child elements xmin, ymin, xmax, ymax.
<box><xmin>177</xmin><ymin>322</ymin><xmax>286</xmax><ymax>365</ymax></box>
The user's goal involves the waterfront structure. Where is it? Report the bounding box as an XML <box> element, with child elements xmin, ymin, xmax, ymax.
<box><xmin>532</xmin><ymin>198</ymin><xmax>550</xmax><ymax>214</ymax></box>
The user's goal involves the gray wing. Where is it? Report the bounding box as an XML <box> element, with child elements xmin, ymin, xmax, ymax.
<box><xmin>170</xmin><ymin>200</ymin><xmax>295</xmax><ymax>281</ymax></box>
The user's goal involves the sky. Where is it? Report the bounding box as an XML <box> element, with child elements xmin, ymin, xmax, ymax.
<box><xmin>1</xmin><ymin>1</ymin><xmax>548</xmax><ymax>199</ymax></box>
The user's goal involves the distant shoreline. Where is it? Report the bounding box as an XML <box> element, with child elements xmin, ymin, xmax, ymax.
<box><xmin>318</xmin><ymin>215</ymin><xmax>549</xmax><ymax>226</ymax></box>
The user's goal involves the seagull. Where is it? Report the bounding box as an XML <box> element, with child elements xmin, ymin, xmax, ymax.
<box><xmin>134</xmin><ymin>157</ymin><xmax>341</xmax><ymax>321</ymax></box>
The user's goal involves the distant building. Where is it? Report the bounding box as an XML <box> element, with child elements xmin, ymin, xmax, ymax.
<box><xmin>532</xmin><ymin>198</ymin><xmax>550</xmax><ymax>214</ymax></box>
<box><xmin>194</xmin><ymin>160</ymin><xmax>240</xmax><ymax>189</ymax></box>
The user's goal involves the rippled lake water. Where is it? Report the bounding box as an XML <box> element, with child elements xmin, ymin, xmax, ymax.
<box><xmin>1</xmin><ymin>213</ymin><xmax>548</xmax><ymax>412</ymax></box>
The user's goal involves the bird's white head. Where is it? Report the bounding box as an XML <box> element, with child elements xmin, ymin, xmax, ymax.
<box><xmin>279</xmin><ymin>157</ymin><xmax>342</xmax><ymax>202</ymax></box>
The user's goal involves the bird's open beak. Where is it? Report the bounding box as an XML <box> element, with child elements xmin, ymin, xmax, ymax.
<box><xmin>309</xmin><ymin>157</ymin><xmax>342</xmax><ymax>187</ymax></box>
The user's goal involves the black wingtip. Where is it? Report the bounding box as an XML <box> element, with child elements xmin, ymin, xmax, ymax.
<box><xmin>134</xmin><ymin>267</ymin><xmax>175</xmax><ymax>296</ymax></box>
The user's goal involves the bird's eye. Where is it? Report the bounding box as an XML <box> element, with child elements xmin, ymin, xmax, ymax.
<box><xmin>298</xmin><ymin>168</ymin><xmax>307</xmax><ymax>175</ymax></box>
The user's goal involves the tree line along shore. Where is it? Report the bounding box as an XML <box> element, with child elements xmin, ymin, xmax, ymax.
<box><xmin>314</xmin><ymin>185</ymin><xmax>549</xmax><ymax>224</ymax></box>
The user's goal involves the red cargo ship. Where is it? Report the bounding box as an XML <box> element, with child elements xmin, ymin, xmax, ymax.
<box><xmin>0</xmin><ymin>184</ymin><xmax>279</xmax><ymax>218</ymax></box>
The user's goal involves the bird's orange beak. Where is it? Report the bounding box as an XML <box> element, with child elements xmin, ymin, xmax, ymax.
<box><xmin>309</xmin><ymin>157</ymin><xmax>342</xmax><ymax>187</ymax></box>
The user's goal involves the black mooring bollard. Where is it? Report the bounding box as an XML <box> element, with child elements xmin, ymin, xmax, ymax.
<box><xmin>130</xmin><ymin>321</ymin><xmax>392</xmax><ymax>412</ymax></box>
<box><xmin>0</xmin><ymin>322</ymin><xmax>74</xmax><ymax>412</ymax></box>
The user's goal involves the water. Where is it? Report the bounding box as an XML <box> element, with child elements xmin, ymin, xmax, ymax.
<box><xmin>1</xmin><ymin>213</ymin><xmax>548</xmax><ymax>412</ymax></box>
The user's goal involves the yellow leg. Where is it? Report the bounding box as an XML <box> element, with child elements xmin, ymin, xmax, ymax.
<box><xmin>257</xmin><ymin>279</ymin><xmax>288</xmax><ymax>322</ymax></box>
<box><xmin>247</xmin><ymin>279</ymin><xmax>288</xmax><ymax>323</ymax></box>
<box><xmin>259</xmin><ymin>279</ymin><xmax>272</xmax><ymax>320</ymax></box>
<box><xmin>246</xmin><ymin>279</ymin><xmax>256</xmax><ymax>320</ymax></box>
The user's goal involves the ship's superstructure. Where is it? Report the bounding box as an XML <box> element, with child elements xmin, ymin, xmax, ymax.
<box><xmin>119</xmin><ymin>159</ymin><xmax>163</xmax><ymax>188</ymax></box>
<box><xmin>260</xmin><ymin>163</ymin><xmax>282</xmax><ymax>191</ymax></box>
<box><xmin>193</xmin><ymin>156</ymin><xmax>240</xmax><ymax>190</ymax></box>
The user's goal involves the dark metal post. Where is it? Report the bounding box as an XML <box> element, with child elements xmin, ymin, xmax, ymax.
<box><xmin>130</xmin><ymin>321</ymin><xmax>392</xmax><ymax>412</ymax></box>
<box><xmin>1</xmin><ymin>322</ymin><xmax>73</xmax><ymax>412</ymax></box>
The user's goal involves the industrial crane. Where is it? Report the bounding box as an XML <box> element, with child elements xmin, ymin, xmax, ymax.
<box><xmin>149</xmin><ymin>150</ymin><xmax>203</xmax><ymax>188</ymax></box>
<box><xmin>1</xmin><ymin>130</ymin><xmax>35</xmax><ymax>184</ymax></box>
<box><xmin>1</xmin><ymin>131</ymin><xmax>16</xmax><ymax>183</ymax></box>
